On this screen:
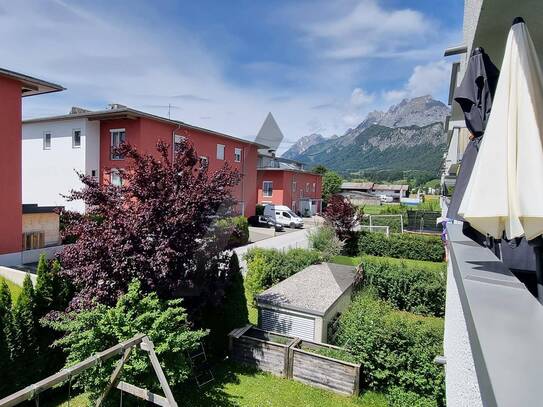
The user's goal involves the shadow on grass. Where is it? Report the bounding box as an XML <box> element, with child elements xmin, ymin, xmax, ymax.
<box><xmin>174</xmin><ymin>360</ymin><xmax>261</xmax><ymax>407</ymax></box>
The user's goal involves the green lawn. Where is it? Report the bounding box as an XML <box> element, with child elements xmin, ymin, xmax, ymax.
<box><xmin>331</xmin><ymin>254</ymin><xmax>445</xmax><ymax>270</ymax></box>
<box><xmin>0</xmin><ymin>277</ymin><xmax>22</xmax><ymax>302</ymax></box>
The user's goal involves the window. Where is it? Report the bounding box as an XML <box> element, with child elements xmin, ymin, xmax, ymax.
<box><xmin>43</xmin><ymin>132</ymin><xmax>51</xmax><ymax>150</ymax></box>
<box><xmin>110</xmin><ymin>169</ymin><xmax>122</xmax><ymax>186</ymax></box>
<box><xmin>110</xmin><ymin>129</ymin><xmax>126</xmax><ymax>160</ymax></box>
<box><xmin>282</xmin><ymin>211</ymin><xmax>291</xmax><ymax>219</ymax></box>
<box><xmin>312</xmin><ymin>183</ymin><xmax>316</xmax><ymax>192</ymax></box>
<box><xmin>174</xmin><ymin>134</ymin><xmax>186</xmax><ymax>153</ymax></box>
<box><xmin>217</xmin><ymin>144</ymin><xmax>225</xmax><ymax>160</ymax></box>
<box><xmin>292</xmin><ymin>181</ymin><xmax>297</xmax><ymax>192</ymax></box>
<box><xmin>72</xmin><ymin>129</ymin><xmax>81</xmax><ymax>148</ymax></box>
<box><xmin>22</xmin><ymin>231</ymin><xmax>44</xmax><ymax>251</ymax></box>
<box><xmin>234</xmin><ymin>147</ymin><xmax>242</xmax><ymax>162</ymax></box>
<box><xmin>306</xmin><ymin>182</ymin><xmax>310</xmax><ymax>192</ymax></box>
<box><xmin>91</xmin><ymin>170</ymin><xmax>97</xmax><ymax>177</ymax></box>
<box><xmin>263</xmin><ymin>181</ymin><xmax>273</xmax><ymax>197</ymax></box>
<box><xmin>199</xmin><ymin>156</ymin><xmax>209</xmax><ymax>166</ymax></box>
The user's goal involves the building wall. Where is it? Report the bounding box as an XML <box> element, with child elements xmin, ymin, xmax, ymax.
<box><xmin>257</xmin><ymin>170</ymin><xmax>322</xmax><ymax>212</ymax></box>
<box><xmin>321</xmin><ymin>287</ymin><xmax>353</xmax><ymax>343</ymax></box>
<box><xmin>0</xmin><ymin>76</ymin><xmax>22</xmax><ymax>254</ymax></box>
<box><xmin>22</xmin><ymin>118</ymin><xmax>98</xmax><ymax>212</ymax></box>
<box><xmin>444</xmin><ymin>261</ymin><xmax>483</xmax><ymax>407</ymax></box>
<box><xmin>99</xmin><ymin>117</ymin><xmax>258</xmax><ymax>216</ymax></box>
<box><xmin>22</xmin><ymin>212</ymin><xmax>60</xmax><ymax>246</ymax></box>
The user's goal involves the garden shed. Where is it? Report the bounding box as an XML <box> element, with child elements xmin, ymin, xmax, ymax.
<box><xmin>255</xmin><ymin>262</ymin><xmax>357</xmax><ymax>343</ymax></box>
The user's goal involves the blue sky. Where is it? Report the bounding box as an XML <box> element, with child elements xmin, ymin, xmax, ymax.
<box><xmin>0</xmin><ymin>0</ymin><xmax>463</xmax><ymax>151</ymax></box>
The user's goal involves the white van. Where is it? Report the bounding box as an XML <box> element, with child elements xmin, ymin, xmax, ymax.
<box><xmin>263</xmin><ymin>205</ymin><xmax>304</xmax><ymax>228</ymax></box>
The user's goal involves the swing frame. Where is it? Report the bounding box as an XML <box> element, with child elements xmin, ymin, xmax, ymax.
<box><xmin>0</xmin><ymin>334</ymin><xmax>178</xmax><ymax>407</ymax></box>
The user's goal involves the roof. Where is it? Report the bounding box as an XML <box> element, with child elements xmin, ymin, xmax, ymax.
<box><xmin>256</xmin><ymin>263</ymin><xmax>357</xmax><ymax>316</ymax></box>
<box><xmin>23</xmin><ymin>106</ymin><xmax>267</xmax><ymax>149</ymax></box>
<box><xmin>341</xmin><ymin>182</ymin><xmax>374</xmax><ymax>190</ymax></box>
<box><xmin>255</xmin><ymin>112</ymin><xmax>284</xmax><ymax>154</ymax></box>
<box><xmin>339</xmin><ymin>191</ymin><xmax>380</xmax><ymax>200</ymax></box>
<box><xmin>372</xmin><ymin>184</ymin><xmax>409</xmax><ymax>191</ymax></box>
<box><xmin>257</xmin><ymin>167</ymin><xmax>322</xmax><ymax>176</ymax></box>
<box><xmin>0</xmin><ymin>67</ymin><xmax>64</xmax><ymax>97</ymax></box>
<box><xmin>22</xmin><ymin>204</ymin><xmax>63</xmax><ymax>214</ymax></box>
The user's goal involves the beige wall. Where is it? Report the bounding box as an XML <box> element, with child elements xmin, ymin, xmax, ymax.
<box><xmin>22</xmin><ymin>213</ymin><xmax>60</xmax><ymax>246</ymax></box>
<box><xmin>321</xmin><ymin>287</ymin><xmax>354</xmax><ymax>343</ymax></box>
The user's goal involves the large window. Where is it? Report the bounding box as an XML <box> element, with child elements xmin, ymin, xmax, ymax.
<box><xmin>110</xmin><ymin>129</ymin><xmax>126</xmax><ymax>160</ymax></box>
<box><xmin>43</xmin><ymin>132</ymin><xmax>51</xmax><ymax>150</ymax></box>
<box><xmin>72</xmin><ymin>129</ymin><xmax>81</xmax><ymax>148</ymax></box>
<box><xmin>263</xmin><ymin>181</ymin><xmax>273</xmax><ymax>197</ymax></box>
<box><xmin>292</xmin><ymin>181</ymin><xmax>297</xmax><ymax>192</ymax></box>
<box><xmin>306</xmin><ymin>182</ymin><xmax>310</xmax><ymax>192</ymax></box>
<box><xmin>234</xmin><ymin>147</ymin><xmax>242</xmax><ymax>162</ymax></box>
<box><xmin>174</xmin><ymin>134</ymin><xmax>186</xmax><ymax>153</ymax></box>
<box><xmin>217</xmin><ymin>144</ymin><xmax>225</xmax><ymax>160</ymax></box>
<box><xmin>199</xmin><ymin>156</ymin><xmax>209</xmax><ymax>166</ymax></box>
<box><xmin>110</xmin><ymin>169</ymin><xmax>122</xmax><ymax>186</ymax></box>
<box><xmin>22</xmin><ymin>231</ymin><xmax>45</xmax><ymax>251</ymax></box>
<box><xmin>312</xmin><ymin>183</ymin><xmax>316</xmax><ymax>192</ymax></box>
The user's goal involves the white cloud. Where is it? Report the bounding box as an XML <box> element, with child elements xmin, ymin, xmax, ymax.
<box><xmin>350</xmin><ymin>87</ymin><xmax>374</xmax><ymax>106</ymax></box>
<box><xmin>383</xmin><ymin>60</ymin><xmax>451</xmax><ymax>103</ymax></box>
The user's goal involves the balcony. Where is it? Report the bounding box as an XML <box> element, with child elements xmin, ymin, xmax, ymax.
<box><xmin>445</xmin><ymin>224</ymin><xmax>543</xmax><ymax>406</ymax></box>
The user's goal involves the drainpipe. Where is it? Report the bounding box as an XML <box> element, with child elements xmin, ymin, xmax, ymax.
<box><xmin>241</xmin><ymin>146</ymin><xmax>246</xmax><ymax>216</ymax></box>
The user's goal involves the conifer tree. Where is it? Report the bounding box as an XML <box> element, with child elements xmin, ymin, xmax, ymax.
<box><xmin>35</xmin><ymin>253</ymin><xmax>54</xmax><ymax>317</ymax></box>
<box><xmin>0</xmin><ymin>280</ymin><xmax>14</xmax><ymax>397</ymax></box>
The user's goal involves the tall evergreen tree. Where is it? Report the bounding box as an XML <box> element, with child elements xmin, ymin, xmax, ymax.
<box><xmin>0</xmin><ymin>280</ymin><xmax>14</xmax><ymax>397</ymax></box>
<box><xmin>12</xmin><ymin>274</ymin><xmax>39</xmax><ymax>387</ymax></box>
<box><xmin>35</xmin><ymin>253</ymin><xmax>54</xmax><ymax>317</ymax></box>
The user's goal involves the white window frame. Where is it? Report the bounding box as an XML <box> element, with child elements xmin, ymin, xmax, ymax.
<box><xmin>217</xmin><ymin>144</ymin><xmax>225</xmax><ymax>160</ymax></box>
<box><xmin>110</xmin><ymin>169</ymin><xmax>122</xmax><ymax>186</ymax></box>
<box><xmin>43</xmin><ymin>131</ymin><xmax>51</xmax><ymax>150</ymax></box>
<box><xmin>110</xmin><ymin>128</ymin><xmax>126</xmax><ymax>160</ymax></box>
<box><xmin>263</xmin><ymin>181</ymin><xmax>273</xmax><ymax>197</ymax></box>
<box><xmin>306</xmin><ymin>182</ymin><xmax>310</xmax><ymax>192</ymax></box>
<box><xmin>234</xmin><ymin>147</ymin><xmax>242</xmax><ymax>162</ymax></box>
<box><xmin>292</xmin><ymin>181</ymin><xmax>297</xmax><ymax>192</ymax></box>
<box><xmin>72</xmin><ymin>128</ymin><xmax>82</xmax><ymax>149</ymax></box>
<box><xmin>174</xmin><ymin>134</ymin><xmax>186</xmax><ymax>153</ymax></box>
<box><xmin>312</xmin><ymin>183</ymin><xmax>316</xmax><ymax>193</ymax></box>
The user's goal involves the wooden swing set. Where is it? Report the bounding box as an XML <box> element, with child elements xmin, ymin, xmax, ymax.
<box><xmin>0</xmin><ymin>334</ymin><xmax>178</xmax><ymax>407</ymax></box>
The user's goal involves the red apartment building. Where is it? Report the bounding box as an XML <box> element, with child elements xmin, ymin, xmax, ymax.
<box><xmin>0</xmin><ymin>68</ymin><xmax>63</xmax><ymax>257</ymax></box>
<box><xmin>22</xmin><ymin>105</ymin><xmax>263</xmax><ymax>217</ymax></box>
<box><xmin>256</xmin><ymin>156</ymin><xmax>323</xmax><ymax>215</ymax></box>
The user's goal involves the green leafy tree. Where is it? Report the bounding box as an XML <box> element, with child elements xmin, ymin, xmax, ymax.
<box><xmin>311</xmin><ymin>164</ymin><xmax>328</xmax><ymax>175</ymax></box>
<box><xmin>45</xmin><ymin>279</ymin><xmax>206</xmax><ymax>402</ymax></box>
<box><xmin>322</xmin><ymin>171</ymin><xmax>343</xmax><ymax>203</ymax></box>
<box><xmin>11</xmin><ymin>274</ymin><xmax>39</xmax><ymax>387</ymax></box>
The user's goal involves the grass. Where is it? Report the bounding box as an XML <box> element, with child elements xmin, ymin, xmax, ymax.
<box><xmin>331</xmin><ymin>254</ymin><xmax>445</xmax><ymax>270</ymax></box>
<box><xmin>0</xmin><ymin>277</ymin><xmax>22</xmax><ymax>302</ymax></box>
<box><xmin>46</xmin><ymin>362</ymin><xmax>386</xmax><ymax>407</ymax></box>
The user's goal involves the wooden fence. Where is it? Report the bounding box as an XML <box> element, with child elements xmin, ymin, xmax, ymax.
<box><xmin>228</xmin><ymin>326</ymin><xmax>361</xmax><ymax>396</ymax></box>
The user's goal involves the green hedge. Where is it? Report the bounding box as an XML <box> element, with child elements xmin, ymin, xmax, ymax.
<box><xmin>361</xmin><ymin>256</ymin><xmax>446</xmax><ymax>317</ymax></box>
<box><xmin>361</xmin><ymin>216</ymin><xmax>403</xmax><ymax>233</ymax></box>
<box><xmin>244</xmin><ymin>248</ymin><xmax>323</xmax><ymax>301</ymax></box>
<box><xmin>358</xmin><ymin>231</ymin><xmax>444</xmax><ymax>262</ymax></box>
<box><xmin>216</xmin><ymin>216</ymin><xmax>250</xmax><ymax>249</ymax></box>
<box><xmin>335</xmin><ymin>289</ymin><xmax>444</xmax><ymax>404</ymax></box>
<box><xmin>387</xmin><ymin>387</ymin><xmax>437</xmax><ymax>407</ymax></box>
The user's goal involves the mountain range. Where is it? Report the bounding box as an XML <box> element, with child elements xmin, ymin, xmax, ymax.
<box><xmin>282</xmin><ymin>95</ymin><xmax>450</xmax><ymax>175</ymax></box>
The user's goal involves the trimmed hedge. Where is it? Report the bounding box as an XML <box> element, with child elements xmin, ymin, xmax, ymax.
<box><xmin>216</xmin><ymin>216</ymin><xmax>250</xmax><ymax>249</ymax></box>
<box><xmin>361</xmin><ymin>255</ymin><xmax>446</xmax><ymax>317</ymax></box>
<box><xmin>244</xmin><ymin>248</ymin><xmax>323</xmax><ymax>301</ymax></box>
<box><xmin>335</xmin><ymin>289</ymin><xmax>444</xmax><ymax>404</ymax></box>
<box><xmin>387</xmin><ymin>387</ymin><xmax>436</xmax><ymax>407</ymax></box>
<box><xmin>358</xmin><ymin>231</ymin><xmax>445</xmax><ymax>262</ymax></box>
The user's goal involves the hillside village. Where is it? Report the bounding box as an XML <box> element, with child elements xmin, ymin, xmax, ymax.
<box><xmin>1</xmin><ymin>1</ymin><xmax>543</xmax><ymax>407</ymax></box>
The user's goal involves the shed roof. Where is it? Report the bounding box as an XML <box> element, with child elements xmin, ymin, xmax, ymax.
<box><xmin>372</xmin><ymin>184</ymin><xmax>409</xmax><ymax>191</ymax></box>
<box><xmin>256</xmin><ymin>263</ymin><xmax>357</xmax><ymax>316</ymax></box>
<box><xmin>341</xmin><ymin>182</ymin><xmax>374</xmax><ymax>190</ymax></box>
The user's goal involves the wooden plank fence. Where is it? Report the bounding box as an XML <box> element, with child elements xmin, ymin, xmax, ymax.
<box><xmin>228</xmin><ymin>326</ymin><xmax>361</xmax><ymax>396</ymax></box>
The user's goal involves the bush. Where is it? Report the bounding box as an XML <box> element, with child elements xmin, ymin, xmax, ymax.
<box><xmin>323</xmin><ymin>195</ymin><xmax>356</xmax><ymax>239</ymax></box>
<box><xmin>387</xmin><ymin>387</ymin><xmax>437</xmax><ymax>407</ymax></box>
<box><xmin>244</xmin><ymin>248</ymin><xmax>323</xmax><ymax>300</ymax></box>
<box><xmin>335</xmin><ymin>290</ymin><xmax>444</xmax><ymax>403</ymax></box>
<box><xmin>255</xmin><ymin>204</ymin><xmax>265</xmax><ymax>216</ymax></box>
<box><xmin>307</xmin><ymin>226</ymin><xmax>344</xmax><ymax>260</ymax></box>
<box><xmin>358</xmin><ymin>232</ymin><xmax>445</xmax><ymax>262</ymax></box>
<box><xmin>45</xmin><ymin>280</ymin><xmax>206</xmax><ymax>402</ymax></box>
<box><xmin>360</xmin><ymin>256</ymin><xmax>446</xmax><ymax>317</ymax></box>
<box><xmin>216</xmin><ymin>216</ymin><xmax>250</xmax><ymax>249</ymax></box>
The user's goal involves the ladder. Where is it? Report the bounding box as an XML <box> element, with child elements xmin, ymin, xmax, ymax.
<box><xmin>188</xmin><ymin>343</ymin><xmax>214</xmax><ymax>388</ymax></box>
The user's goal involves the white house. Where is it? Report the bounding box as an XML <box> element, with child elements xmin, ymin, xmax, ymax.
<box><xmin>22</xmin><ymin>110</ymin><xmax>100</xmax><ymax>212</ymax></box>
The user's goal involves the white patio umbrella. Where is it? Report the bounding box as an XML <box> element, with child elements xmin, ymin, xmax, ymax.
<box><xmin>458</xmin><ymin>17</ymin><xmax>543</xmax><ymax>241</ymax></box>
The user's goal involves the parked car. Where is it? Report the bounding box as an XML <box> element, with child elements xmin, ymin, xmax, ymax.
<box><xmin>263</xmin><ymin>205</ymin><xmax>304</xmax><ymax>229</ymax></box>
<box><xmin>248</xmin><ymin>215</ymin><xmax>285</xmax><ymax>231</ymax></box>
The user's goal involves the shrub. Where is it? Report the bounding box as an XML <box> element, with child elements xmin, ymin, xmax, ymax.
<box><xmin>244</xmin><ymin>248</ymin><xmax>323</xmax><ymax>300</ymax></box>
<box><xmin>335</xmin><ymin>290</ymin><xmax>444</xmax><ymax>402</ymax></box>
<box><xmin>323</xmin><ymin>195</ymin><xmax>356</xmax><ymax>239</ymax></box>
<box><xmin>358</xmin><ymin>232</ymin><xmax>445</xmax><ymax>262</ymax></box>
<box><xmin>45</xmin><ymin>280</ymin><xmax>206</xmax><ymax>402</ymax></box>
<box><xmin>307</xmin><ymin>226</ymin><xmax>344</xmax><ymax>260</ymax></box>
<box><xmin>387</xmin><ymin>387</ymin><xmax>437</xmax><ymax>407</ymax></box>
<box><xmin>360</xmin><ymin>256</ymin><xmax>446</xmax><ymax>317</ymax></box>
<box><xmin>216</xmin><ymin>215</ymin><xmax>250</xmax><ymax>249</ymax></box>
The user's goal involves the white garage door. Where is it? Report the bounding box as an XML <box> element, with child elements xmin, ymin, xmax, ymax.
<box><xmin>260</xmin><ymin>308</ymin><xmax>315</xmax><ymax>341</ymax></box>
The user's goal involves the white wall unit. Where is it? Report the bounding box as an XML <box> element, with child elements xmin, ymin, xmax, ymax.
<box><xmin>23</xmin><ymin>118</ymin><xmax>100</xmax><ymax>212</ymax></box>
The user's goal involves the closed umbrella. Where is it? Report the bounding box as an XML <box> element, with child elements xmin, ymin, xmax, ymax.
<box><xmin>458</xmin><ymin>17</ymin><xmax>543</xmax><ymax>300</ymax></box>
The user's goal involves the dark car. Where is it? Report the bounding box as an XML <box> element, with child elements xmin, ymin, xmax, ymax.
<box><xmin>248</xmin><ymin>215</ymin><xmax>284</xmax><ymax>232</ymax></box>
